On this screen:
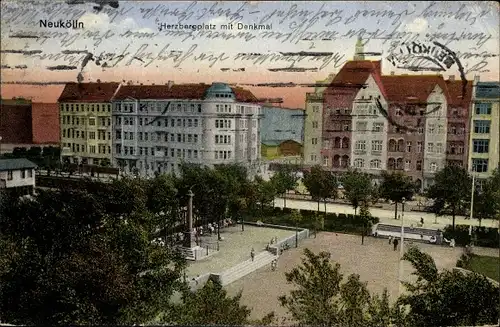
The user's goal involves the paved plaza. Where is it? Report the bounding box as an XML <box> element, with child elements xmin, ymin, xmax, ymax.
<box><xmin>185</xmin><ymin>225</ymin><xmax>295</xmax><ymax>278</ymax></box>
<box><xmin>224</xmin><ymin>232</ymin><xmax>499</xmax><ymax>323</ymax></box>
<box><xmin>275</xmin><ymin>198</ymin><xmax>500</xmax><ymax>229</ymax></box>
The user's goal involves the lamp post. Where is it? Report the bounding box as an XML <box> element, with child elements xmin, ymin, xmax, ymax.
<box><xmin>398</xmin><ymin>197</ymin><xmax>406</xmax><ymax>297</ymax></box>
<box><xmin>469</xmin><ymin>168</ymin><xmax>475</xmax><ymax>244</ymax></box>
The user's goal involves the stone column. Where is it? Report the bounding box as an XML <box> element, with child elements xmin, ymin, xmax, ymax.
<box><xmin>183</xmin><ymin>189</ymin><xmax>195</xmax><ymax>248</ymax></box>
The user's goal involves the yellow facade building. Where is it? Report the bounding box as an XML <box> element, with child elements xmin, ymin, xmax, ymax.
<box><xmin>468</xmin><ymin>80</ymin><xmax>500</xmax><ymax>180</ymax></box>
<box><xmin>58</xmin><ymin>82</ymin><xmax>120</xmax><ymax>165</ymax></box>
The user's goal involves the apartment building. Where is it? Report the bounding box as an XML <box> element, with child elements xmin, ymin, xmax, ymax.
<box><xmin>322</xmin><ymin>60</ymin><xmax>383</xmax><ymax>173</ymax></box>
<box><xmin>303</xmin><ymin>74</ymin><xmax>335</xmax><ymax>166</ymax></box>
<box><xmin>111</xmin><ymin>82</ymin><xmax>262</xmax><ymax>176</ymax></box>
<box><xmin>58</xmin><ymin>82</ymin><xmax>120</xmax><ymax>165</ymax></box>
<box><xmin>469</xmin><ymin>80</ymin><xmax>500</xmax><ymax>180</ymax></box>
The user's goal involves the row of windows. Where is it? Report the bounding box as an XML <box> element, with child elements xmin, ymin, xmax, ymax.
<box><xmin>215</xmin><ymin>104</ymin><xmax>232</xmax><ymax>113</ymax></box>
<box><xmin>214</xmin><ymin>150</ymin><xmax>232</xmax><ymax>160</ymax></box>
<box><xmin>215</xmin><ymin>119</ymin><xmax>232</xmax><ymax>129</ymax></box>
<box><xmin>116</xmin><ymin>145</ymin><xmax>201</xmax><ymax>159</ymax></box>
<box><xmin>354</xmin><ymin>140</ymin><xmax>384</xmax><ymax>152</ymax></box>
<box><xmin>116</xmin><ymin>131</ymin><xmax>200</xmax><ymax>144</ymax></box>
<box><xmin>387</xmin><ymin>158</ymin><xmax>428</xmax><ymax>171</ymax></box>
<box><xmin>66</xmin><ymin>143</ymin><xmax>110</xmax><ymax>154</ymax></box>
<box><xmin>61</xmin><ymin>116</ymin><xmax>110</xmax><ymax>127</ymax></box>
<box><xmin>62</xmin><ymin>129</ymin><xmax>110</xmax><ymax>141</ymax></box>
<box><xmin>61</xmin><ymin>103</ymin><xmax>111</xmax><ymax>113</ymax></box>
<box><xmin>215</xmin><ymin>135</ymin><xmax>231</xmax><ymax>144</ymax></box>
<box><xmin>427</xmin><ymin>143</ymin><xmax>445</xmax><ymax>154</ymax></box>
<box><xmin>116</xmin><ymin>102</ymin><xmax>203</xmax><ymax>114</ymax></box>
<box><xmin>118</xmin><ymin>117</ymin><xmax>201</xmax><ymax>128</ymax></box>
<box><xmin>472</xmin><ymin>158</ymin><xmax>489</xmax><ymax>172</ymax></box>
<box><xmin>475</xmin><ymin>103</ymin><xmax>492</xmax><ymax>115</ymax></box>
<box><xmin>472</xmin><ymin>139</ymin><xmax>489</xmax><ymax>153</ymax></box>
<box><xmin>6</xmin><ymin>169</ymin><xmax>33</xmax><ymax>180</ymax></box>
<box><xmin>474</xmin><ymin>120</ymin><xmax>490</xmax><ymax>134</ymax></box>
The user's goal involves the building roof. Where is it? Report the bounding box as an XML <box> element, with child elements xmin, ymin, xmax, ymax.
<box><xmin>380</xmin><ymin>75</ymin><xmax>450</xmax><ymax>104</ymax></box>
<box><xmin>262</xmin><ymin>139</ymin><xmax>302</xmax><ymax>146</ymax></box>
<box><xmin>327</xmin><ymin>60</ymin><xmax>386</xmax><ymax>99</ymax></box>
<box><xmin>58</xmin><ymin>82</ymin><xmax>120</xmax><ymax>102</ymax></box>
<box><xmin>0</xmin><ymin>158</ymin><xmax>37</xmax><ymax>171</ymax></box>
<box><xmin>476</xmin><ymin>82</ymin><xmax>500</xmax><ymax>99</ymax></box>
<box><xmin>113</xmin><ymin>83</ymin><xmax>259</xmax><ymax>102</ymax></box>
<box><xmin>446</xmin><ymin>80</ymin><xmax>473</xmax><ymax>107</ymax></box>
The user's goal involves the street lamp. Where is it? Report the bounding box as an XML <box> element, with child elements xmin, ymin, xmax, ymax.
<box><xmin>398</xmin><ymin>197</ymin><xmax>406</xmax><ymax>297</ymax></box>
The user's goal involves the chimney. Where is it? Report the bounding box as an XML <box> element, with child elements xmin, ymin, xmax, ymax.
<box><xmin>167</xmin><ymin>80</ymin><xmax>174</xmax><ymax>89</ymax></box>
<box><xmin>390</xmin><ymin>71</ymin><xmax>395</xmax><ymax>75</ymax></box>
<box><xmin>448</xmin><ymin>75</ymin><xmax>455</xmax><ymax>81</ymax></box>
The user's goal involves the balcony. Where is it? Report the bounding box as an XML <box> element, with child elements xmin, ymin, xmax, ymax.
<box><xmin>447</xmin><ymin>133</ymin><xmax>466</xmax><ymax>141</ymax></box>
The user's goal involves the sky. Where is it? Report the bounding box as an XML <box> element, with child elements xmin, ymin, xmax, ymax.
<box><xmin>1</xmin><ymin>0</ymin><xmax>499</xmax><ymax>108</ymax></box>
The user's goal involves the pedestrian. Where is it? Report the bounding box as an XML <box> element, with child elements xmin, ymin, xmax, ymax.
<box><xmin>271</xmin><ymin>258</ymin><xmax>277</xmax><ymax>271</ymax></box>
<box><xmin>398</xmin><ymin>214</ymin><xmax>401</xmax><ymax>220</ymax></box>
<box><xmin>250</xmin><ymin>248</ymin><xmax>255</xmax><ymax>261</ymax></box>
<box><xmin>420</xmin><ymin>217</ymin><xmax>424</xmax><ymax>226</ymax></box>
<box><xmin>388</xmin><ymin>235</ymin><xmax>393</xmax><ymax>245</ymax></box>
<box><xmin>393</xmin><ymin>238</ymin><xmax>399</xmax><ymax>251</ymax></box>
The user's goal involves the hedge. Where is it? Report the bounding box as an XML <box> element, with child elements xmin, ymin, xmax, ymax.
<box><xmin>243</xmin><ymin>207</ymin><xmax>380</xmax><ymax>234</ymax></box>
<box><xmin>443</xmin><ymin>224</ymin><xmax>499</xmax><ymax>248</ymax></box>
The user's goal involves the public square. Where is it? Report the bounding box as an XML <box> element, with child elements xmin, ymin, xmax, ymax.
<box><xmin>224</xmin><ymin>231</ymin><xmax>499</xmax><ymax>322</ymax></box>
<box><xmin>185</xmin><ymin>225</ymin><xmax>295</xmax><ymax>278</ymax></box>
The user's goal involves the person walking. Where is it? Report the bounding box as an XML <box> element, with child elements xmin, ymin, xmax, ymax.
<box><xmin>271</xmin><ymin>258</ymin><xmax>277</xmax><ymax>271</ymax></box>
<box><xmin>393</xmin><ymin>238</ymin><xmax>399</xmax><ymax>251</ymax></box>
<box><xmin>388</xmin><ymin>235</ymin><xmax>393</xmax><ymax>245</ymax></box>
<box><xmin>250</xmin><ymin>247</ymin><xmax>255</xmax><ymax>261</ymax></box>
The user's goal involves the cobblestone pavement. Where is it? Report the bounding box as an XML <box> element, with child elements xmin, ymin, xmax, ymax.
<box><xmin>275</xmin><ymin>198</ymin><xmax>500</xmax><ymax>229</ymax></box>
<box><xmin>185</xmin><ymin>225</ymin><xmax>294</xmax><ymax>278</ymax></box>
<box><xmin>224</xmin><ymin>232</ymin><xmax>499</xmax><ymax>323</ymax></box>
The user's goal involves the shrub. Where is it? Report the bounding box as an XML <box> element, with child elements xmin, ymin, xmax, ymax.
<box><xmin>282</xmin><ymin>207</ymin><xmax>292</xmax><ymax>214</ymax></box>
<box><xmin>444</xmin><ymin>224</ymin><xmax>499</xmax><ymax>248</ymax></box>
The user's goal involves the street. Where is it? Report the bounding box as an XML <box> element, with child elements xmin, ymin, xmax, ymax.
<box><xmin>274</xmin><ymin>197</ymin><xmax>500</xmax><ymax>230</ymax></box>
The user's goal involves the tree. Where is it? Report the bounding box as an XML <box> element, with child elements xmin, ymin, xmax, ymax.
<box><xmin>271</xmin><ymin>164</ymin><xmax>299</xmax><ymax>208</ymax></box>
<box><xmin>163</xmin><ymin>279</ymin><xmax>275</xmax><ymax>325</ymax></box>
<box><xmin>303</xmin><ymin>165</ymin><xmax>337</xmax><ymax>213</ymax></box>
<box><xmin>342</xmin><ymin>169</ymin><xmax>373</xmax><ymax>216</ymax></box>
<box><xmin>278</xmin><ymin>248</ymin><xmax>401</xmax><ymax>327</ymax></box>
<box><xmin>426</xmin><ymin>165</ymin><xmax>471</xmax><ymax>231</ymax></box>
<box><xmin>380</xmin><ymin>171</ymin><xmax>416</xmax><ymax>220</ymax></box>
<box><xmin>474</xmin><ymin>168</ymin><xmax>500</xmax><ymax>226</ymax></box>
<box><xmin>399</xmin><ymin>246</ymin><xmax>499</xmax><ymax>327</ymax></box>
<box><xmin>358</xmin><ymin>203</ymin><xmax>372</xmax><ymax>245</ymax></box>
<box><xmin>0</xmin><ymin>180</ymin><xmax>186</xmax><ymax>325</ymax></box>
<box><xmin>254</xmin><ymin>176</ymin><xmax>277</xmax><ymax>216</ymax></box>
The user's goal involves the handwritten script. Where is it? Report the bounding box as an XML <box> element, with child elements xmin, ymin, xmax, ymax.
<box><xmin>0</xmin><ymin>0</ymin><xmax>498</xmax><ymax>76</ymax></box>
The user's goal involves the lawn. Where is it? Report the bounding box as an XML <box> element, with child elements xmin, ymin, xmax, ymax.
<box><xmin>468</xmin><ymin>254</ymin><xmax>500</xmax><ymax>282</ymax></box>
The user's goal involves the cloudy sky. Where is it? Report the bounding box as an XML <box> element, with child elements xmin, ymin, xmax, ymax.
<box><xmin>1</xmin><ymin>0</ymin><xmax>498</xmax><ymax>108</ymax></box>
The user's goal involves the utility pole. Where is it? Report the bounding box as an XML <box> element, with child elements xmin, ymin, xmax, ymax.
<box><xmin>398</xmin><ymin>197</ymin><xmax>406</xmax><ymax>297</ymax></box>
<box><xmin>469</xmin><ymin>170</ymin><xmax>475</xmax><ymax>244</ymax></box>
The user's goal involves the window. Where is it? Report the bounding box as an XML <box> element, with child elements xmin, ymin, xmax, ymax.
<box><xmin>475</xmin><ymin>102</ymin><xmax>492</xmax><ymax>115</ymax></box>
<box><xmin>436</xmin><ymin>143</ymin><xmax>443</xmax><ymax>154</ymax></box>
<box><xmin>312</xmin><ymin>121</ymin><xmax>319</xmax><ymax>128</ymax></box>
<box><xmin>343</xmin><ymin>124</ymin><xmax>349</xmax><ymax>131</ymax></box>
<box><xmin>472</xmin><ymin>158</ymin><xmax>488</xmax><ymax>172</ymax></box>
<box><xmin>427</xmin><ymin>143</ymin><xmax>434</xmax><ymax>153</ymax></box>
<box><xmin>313</xmin><ymin>106</ymin><xmax>319</xmax><ymax>113</ymax></box>
<box><xmin>312</xmin><ymin>138</ymin><xmax>318</xmax><ymax>145</ymax></box>
<box><xmin>417</xmin><ymin>141</ymin><xmax>422</xmax><ymax>153</ymax></box>
<box><xmin>89</xmin><ymin>118</ymin><xmax>95</xmax><ymax>126</ymax></box>
<box><xmin>416</xmin><ymin>160</ymin><xmax>422</xmax><ymax>171</ymax></box>
<box><xmin>437</xmin><ymin>125</ymin><xmax>444</xmax><ymax>134</ymax></box>
<box><xmin>474</xmin><ymin>120</ymin><xmax>491</xmax><ymax>134</ymax></box>
<box><xmin>404</xmin><ymin>160</ymin><xmax>411</xmax><ymax>171</ymax></box>
<box><xmin>21</xmin><ymin>169</ymin><xmax>26</xmax><ymax>178</ymax></box>
<box><xmin>7</xmin><ymin>171</ymin><xmax>13</xmax><ymax>180</ymax></box>
<box><xmin>430</xmin><ymin>162</ymin><xmax>438</xmax><ymax>172</ymax></box>
<box><xmin>428</xmin><ymin>124</ymin><xmax>435</xmax><ymax>133</ymax></box>
<box><xmin>473</xmin><ymin>139</ymin><xmax>489</xmax><ymax>153</ymax></box>
<box><xmin>371</xmin><ymin>140</ymin><xmax>382</xmax><ymax>152</ymax></box>
<box><xmin>356</xmin><ymin>121</ymin><xmax>367</xmax><ymax>131</ymax></box>
<box><xmin>406</xmin><ymin>141</ymin><xmax>412</xmax><ymax>152</ymax></box>
<box><xmin>370</xmin><ymin>159</ymin><xmax>381</xmax><ymax>169</ymax></box>
<box><xmin>28</xmin><ymin>169</ymin><xmax>33</xmax><ymax>177</ymax></box>
<box><xmin>418</xmin><ymin>127</ymin><xmax>424</xmax><ymax>134</ymax></box>
<box><xmin>355</xmin><ymin>140</ymin><xmax>366</xmax><ymax>151</ymax></box>
<box><xmin>395</xmin><ymin>108</ymin><xmax>402</xmax><ymax>116</ymax></box>
<box><xmin>354</xmin><ymin>158</ymin><xmax>365</xmax><ymax>168</ymax></box>
<box><xmin>323</xmin><ymin>156</ymin><xmax>328</xmax><ymax>166</ymax></box>
<box><xmin>372</xmin><ymin>123</ymin><xmax>383</xmax><ymax>132</ymax></box>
